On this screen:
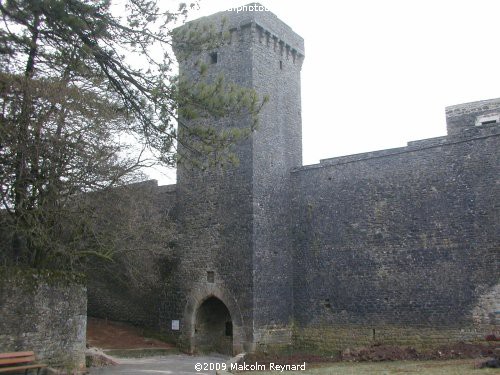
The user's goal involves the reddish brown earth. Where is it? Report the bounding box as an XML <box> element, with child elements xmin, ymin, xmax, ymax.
<box><xmin>247</xmin><ymin>342</ymin><xmax>499</xmax><ymax>366</ymax></box>
<box><xmin>86</xmin><ymin>317</ymin><xmax>174</xmax><ymax>349</ymax></box>
<box><xmin>340</xmin><ymin>342</ymin><xmax>499</xmax><ymax>362</ymax></box>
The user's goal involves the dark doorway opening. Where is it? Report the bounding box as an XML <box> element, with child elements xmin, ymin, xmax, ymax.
<box><xmin>194</xmin><ymin>297</ymin><xmax>233</xmax><ymax>355</ymax></box>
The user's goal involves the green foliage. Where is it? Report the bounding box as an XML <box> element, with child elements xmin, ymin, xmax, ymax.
<box><xmin>0</xmin><ymin>0</ymin><xmax>266</xmax><ymax>269</ymax></box>
<box><xmin>176</xmin><ymin>74</ymin><xmax>264</xmax><ymax>167</ymax></box>
<box><xmin>171</xmin><ymin>15</ymin><xmax>269</xmax><ymax>168</ymax></box>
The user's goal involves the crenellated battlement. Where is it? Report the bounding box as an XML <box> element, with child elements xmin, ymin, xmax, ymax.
<box><xmin>253</xmin><ymin>23</ymin><xmax>304</xmax><ymax>66</ymax></box>
<box><xmin>175</xmin><ymin>3</ymin><xmax>304</xmax><ymax>68</ymax></box>
<box><xmin>221</xmin><ymin>22</ymin><xmax>304</xmax><ymax>67</ymax></box>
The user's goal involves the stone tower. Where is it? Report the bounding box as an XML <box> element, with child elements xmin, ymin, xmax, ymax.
<box><xmin>168</xmin><ymin>4</ymin><xmax>304</xmax><ymax>353</ymax></box>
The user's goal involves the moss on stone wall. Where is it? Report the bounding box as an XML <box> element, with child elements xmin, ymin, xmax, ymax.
<box><xmin>0</xmin><ymin>267</ymin><xmax>87</xmax><ymax>370</ymax></box>
<box><xmin>0</xmin><ymin>266</ymin><xmax>86</xmax><ymax>289</ymax></box>
<box><xmin>292</xmin><ymin>325</ymin><xmax>493</xmax><ymax>354</ymax></box>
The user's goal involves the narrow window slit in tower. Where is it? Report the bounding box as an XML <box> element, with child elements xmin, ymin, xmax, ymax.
<box><xmin>279</xmin><ymin>60</ymin><xmax>283</xmax><ymax>70</ymax></box>
<box><xmin>210</xmin><ymin>52</ymin><xmax>218</xmax><ymax>64</ymax></box>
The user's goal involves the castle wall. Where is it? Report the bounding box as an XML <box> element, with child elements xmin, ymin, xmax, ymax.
<box><xmin>161</xmin><ymin>6</ymin><xmax>499</xmax><ymax>355</ymax></box>
<box><xmin>291</xmin><ymin>125</ymin><xmax>499</xmax><ymax>352</ymax></box>
<box><xmin>5</xmin><ymin>5</ymin><xmax>499</xmax><ymax>357</ymax></box>
<box><xmin>86</xmin><ymin>180</ymin><xmax>176</xmax><ymax>329</ymax></box>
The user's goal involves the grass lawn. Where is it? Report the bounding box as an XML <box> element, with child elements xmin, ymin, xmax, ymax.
<box><xmin>244</xmin><ymin>359</ymin><xmax>497</xmax><ymax>374</ymax></box>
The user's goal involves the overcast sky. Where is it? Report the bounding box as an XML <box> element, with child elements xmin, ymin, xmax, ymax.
<box><xmin>152</xmin><ymin>0</ymin><xmax>499</xmax><ymax>184</ymax></box>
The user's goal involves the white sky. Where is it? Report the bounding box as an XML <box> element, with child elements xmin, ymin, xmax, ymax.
<box><xmin>151</xmin><ymin>0</ymin><xmax>500</xmax><ymax>184</ymax></box>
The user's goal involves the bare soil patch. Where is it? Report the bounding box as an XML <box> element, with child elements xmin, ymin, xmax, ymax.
<box><xmin>247</xmin><ymin>342</ymin><xmax>499</xmax><ymax>366</ymax></box>
<box><xmin>86</xmin><ymin>317</ymin><xmax>174</xmax><ymax>350</ymax></box>
<box><xmin>341</xmin><ymin>342</ymin><xmax>499</xmax><ymax>362</ymax></box>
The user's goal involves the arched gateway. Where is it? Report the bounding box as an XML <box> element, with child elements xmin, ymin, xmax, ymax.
<box><xmin>183</xmin><ymin>284</ymin><xmax>248</xmax><ymax>355</ymax></box>
<box><xmin>193</xmin><ymin>297</ymin><xmax>233</xmax><ymax>355</ymax></box>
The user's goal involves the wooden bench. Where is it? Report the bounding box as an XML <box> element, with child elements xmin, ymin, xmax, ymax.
<box><xmin>0</xmin><ymin>352</ymin><xmax>47</xmax><ymax>374</ymax></box>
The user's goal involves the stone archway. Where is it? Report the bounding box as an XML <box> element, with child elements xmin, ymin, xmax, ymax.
<box><xmin>184</xmin><ymin>284</ymin><xmax>248</xmax><ymax>354</ymax></box>
<box><xmin>193</xmin><ymin>296</ymin><xmax>233</xmax><ymax>355</ymax></box>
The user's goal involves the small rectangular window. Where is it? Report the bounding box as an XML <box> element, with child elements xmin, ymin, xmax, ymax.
<box><xmin>481</xmin><ymin>120</ymin><xmax>497</xmax><ymax>125</ymax></box>
<box><xmin>475</xmin><ymin>114</ymin><xmax>499</xmax><ymax>126</ymax></box>
<box><xmin>207</xmin><ymin>271</ymin><xmax>215</xmax><ymax>283</ymax></box>
<box><xmin>210</xmin><ymin>52</ymin><xmax>218</xmax><ymax>64</ymax></box>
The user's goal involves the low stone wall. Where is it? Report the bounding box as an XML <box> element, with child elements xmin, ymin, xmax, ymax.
<box><xmin>0</xmin><ymin>268</ymin><xmax>87</xmax><ymax>370</ymax></box>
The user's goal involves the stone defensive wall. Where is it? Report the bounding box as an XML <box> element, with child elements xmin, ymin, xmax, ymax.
<box><xmin>86</xmin><ymin>180</ymin><xmax>176</xmax><ymax>329</ymax></box>
<box><xmin>290</xmin><ymin>124</ymin><xmax>499</xmax><ymax>351</ymax></box>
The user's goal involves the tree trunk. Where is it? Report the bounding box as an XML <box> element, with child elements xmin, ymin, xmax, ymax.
<box><xmin>12</xmin><ymin>11</ymin><xmax>40</xmax><ymax>264</ymax></box>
